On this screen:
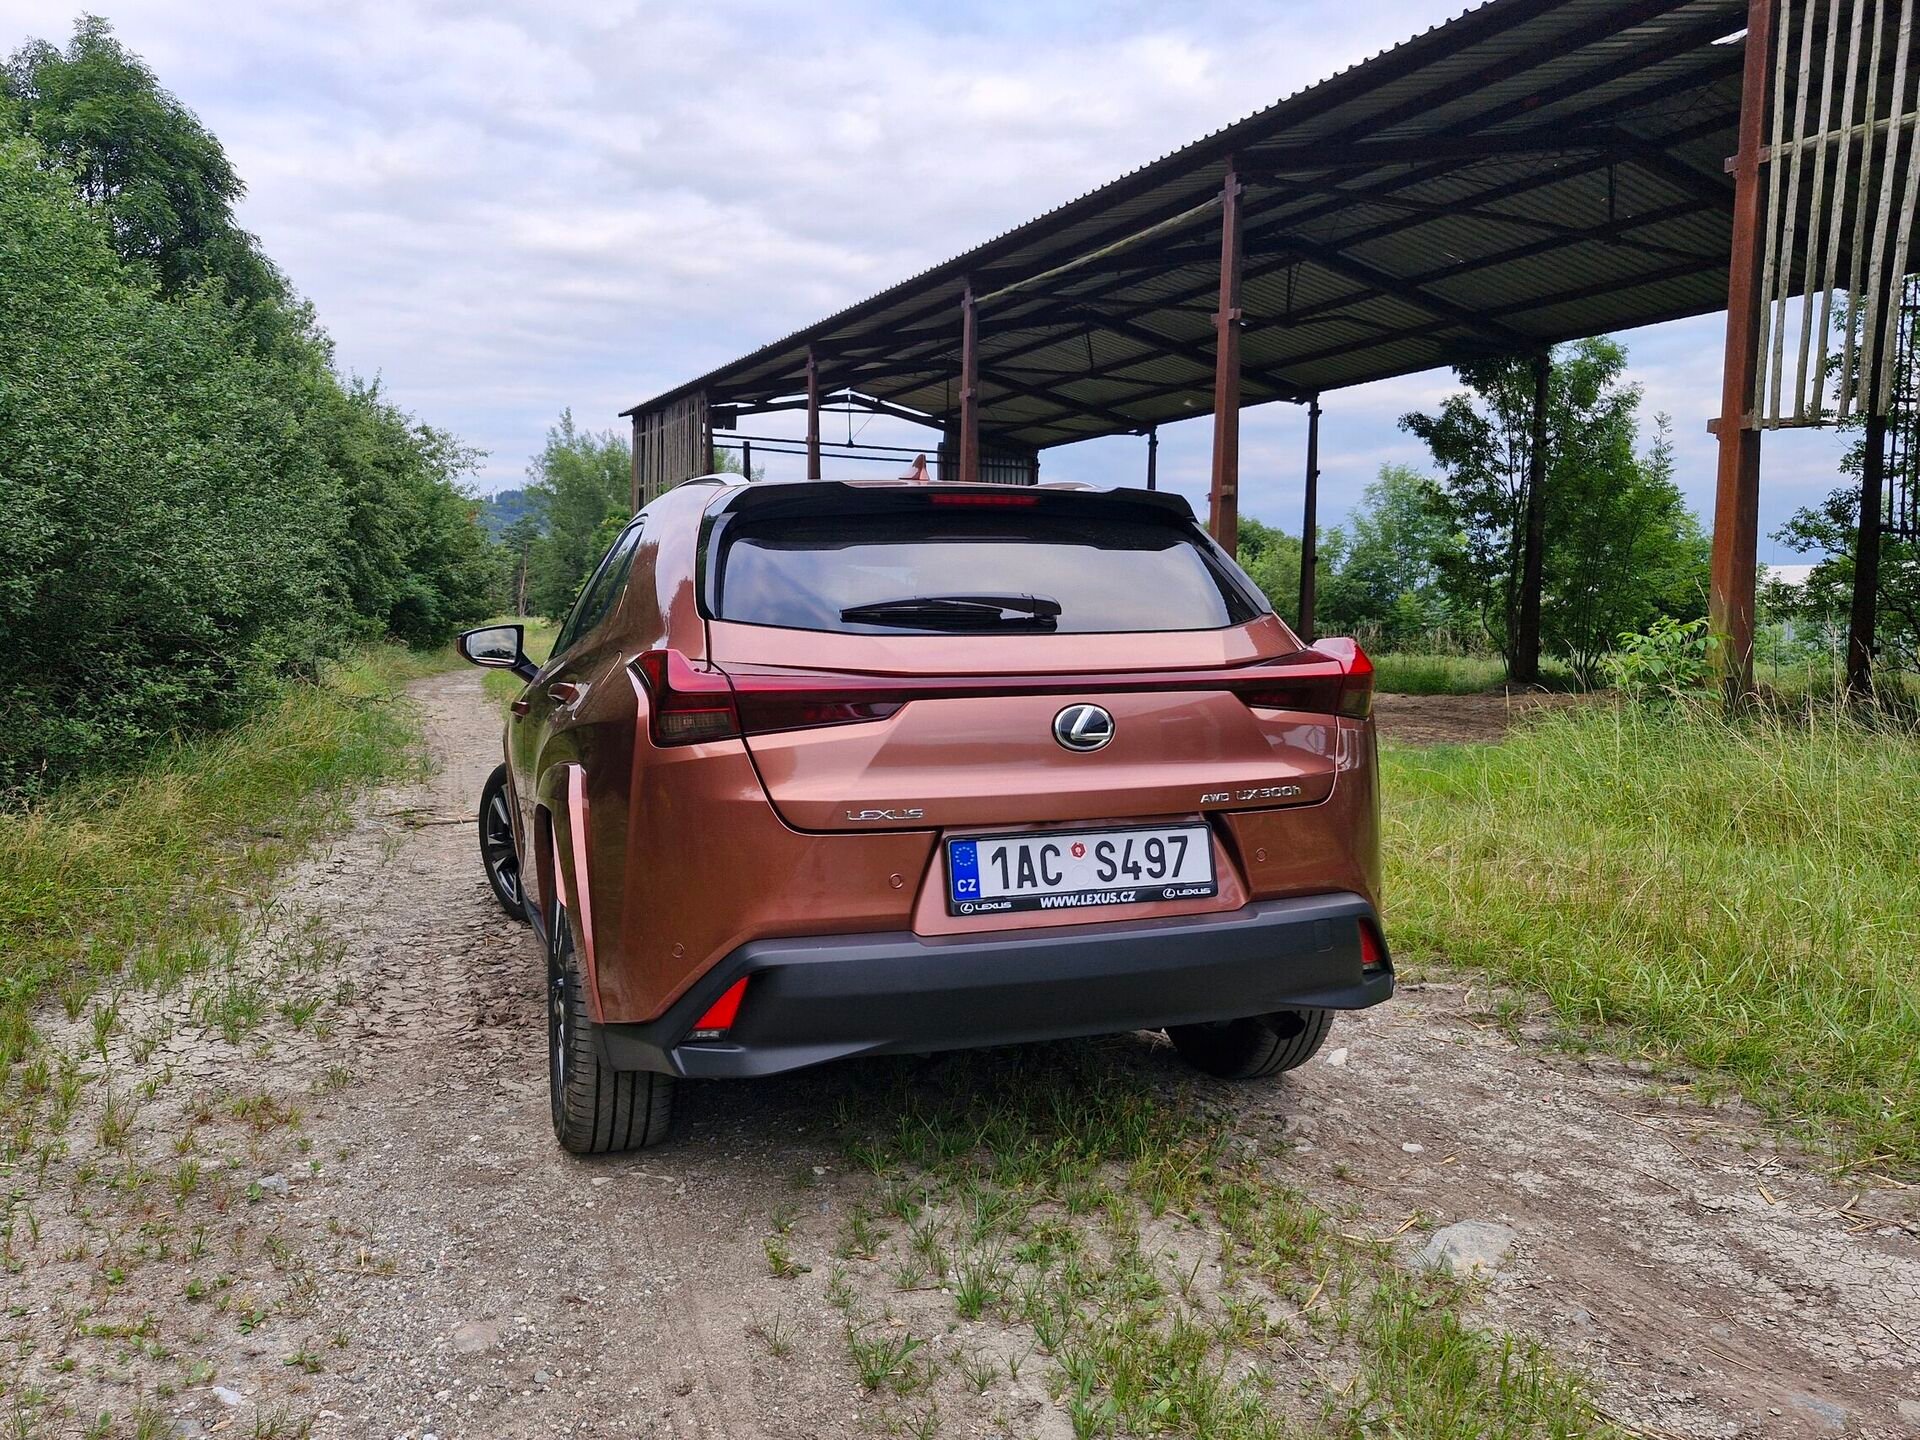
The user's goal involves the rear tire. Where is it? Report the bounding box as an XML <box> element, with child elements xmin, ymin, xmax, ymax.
<box><xmin>547</xmin><ymin>903</ymin><xmax>676</xmax><ymax>1152</ymax></box>
<box><xmin>479</xmin><ymin>765</ymin><xmax>529</xmax><ymax>923</ymax></box>
<box><xmin>1167</xmin><ymin>1008</ymin><xmax>1333</xmax><ymax>1080</ymax></box>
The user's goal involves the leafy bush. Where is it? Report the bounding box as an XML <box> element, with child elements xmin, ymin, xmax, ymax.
<box><xmin>1600</xmin><ymin>616</ymin><xmax>1711</xmax><ymax>703</ymax></box>
<box><xmin>0</xmin><ymin>110</ymin><xmax>494</xmax><ymax>794</ymax></box>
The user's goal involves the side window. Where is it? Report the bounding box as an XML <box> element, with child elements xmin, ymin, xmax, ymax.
<box><xmin>552</xmin><ymin>522</ymin><xmax>643</xmax><ymax>658</ymax></box>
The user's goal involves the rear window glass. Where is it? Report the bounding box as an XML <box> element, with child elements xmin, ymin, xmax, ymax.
<box><xmin>713</xmin><ymin>509</ymin><xmax>1264</xmax><ymax>635</ymax></box>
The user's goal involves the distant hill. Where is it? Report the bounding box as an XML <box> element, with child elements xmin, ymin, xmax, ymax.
<box><xmin>479</xmin><ymin>487</ymin><xmax>540</xmax><ymax>538</ymax></box>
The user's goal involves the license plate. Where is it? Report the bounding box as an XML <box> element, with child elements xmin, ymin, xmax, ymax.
<box><xmin>946</xmin><ymin>824</ymin><xmax>1216</xmax><ymax>915</ymax></box>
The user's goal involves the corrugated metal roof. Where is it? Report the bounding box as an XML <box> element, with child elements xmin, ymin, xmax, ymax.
<box><xmin>625</xmin><ymin>0</ymin><xmax>1857</xmax><ymax>449</ymax></box>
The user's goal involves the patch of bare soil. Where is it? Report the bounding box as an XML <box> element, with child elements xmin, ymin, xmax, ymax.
<box><xmin>9</xmin><ymin>670</ymin><xmax>1915</xmax><ymax>1439</ymax></box>
<box><xmin>1374</xmin><ymin>688</ymin><xmax>1589</xmax><ymax>746</ymax></box>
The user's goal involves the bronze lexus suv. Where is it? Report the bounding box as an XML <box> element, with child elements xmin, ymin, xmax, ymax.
<box><xmin>459</xmin><ymin>476</ymin><xmax>1391</xmax><ymax>1151</ymax></box>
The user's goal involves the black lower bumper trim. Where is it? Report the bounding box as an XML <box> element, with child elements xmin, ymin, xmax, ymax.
<box><xmin>598</xmin><ymin>893</ymin><xmax>1391</xmax><ymax>1079</ymax></box>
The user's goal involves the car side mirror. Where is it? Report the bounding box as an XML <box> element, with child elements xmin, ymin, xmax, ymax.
<box><xmin>457</xmin><ymin>624</ymin><xmax>538</xmax><ymax>682</ymax></box>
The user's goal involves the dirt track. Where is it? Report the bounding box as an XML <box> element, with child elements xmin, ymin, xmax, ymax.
<box><xmin>13</xmin><ymin>671</ymin><xmax>1917</xmax><ymax>1439</ymax></box>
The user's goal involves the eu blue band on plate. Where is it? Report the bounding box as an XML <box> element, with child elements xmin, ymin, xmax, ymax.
<box><xmin>948</xmin><ymin>839</ymin><xmax>981</xmax><ymax>901</ymax></box>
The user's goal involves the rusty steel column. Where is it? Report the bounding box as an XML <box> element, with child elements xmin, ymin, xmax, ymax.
<box><xmin>1708</xmin><ymin>0</ymin><xmax>1776</xmax><ymax>703</ymax></box>
<box><xmin>1512</xmin><ymin>352</ymin><xmax>1551</xmax><ymax>684</ymax></box>
<box><xmin>1298</xmin><ymin>396</ymin><xmax>1322</xmax><ymax>641</ymax></box>
<box><xmin>959</xmin><ymin>281</ymin><xmax>980</xmax><ymax>485</ymax></box>
<box><xmin>1208</xmin><ymin>159</ymin><xmax>1244</xmax><ymax>555</ymax></box>
<box><xmin>1848</xmin><ymin>410</ymin><xmax>1887</xmax><ymax>694</ymax></box>
<box><xmin>1145</xmin><ymin>426</ymin><xmax>1159</xmax><ymax>491</ymax></box>
<box><xmin>805</xmin><ymin>346</ymin><xmax>822</xmax><ymax>480</ymax></box>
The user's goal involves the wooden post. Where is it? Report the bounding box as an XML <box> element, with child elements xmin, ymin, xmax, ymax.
<box><xmin>1208</xmin><ymin>160</ymin><xmax>1244</xmax><ymax>555</ymax></box>
<box><xmin>1513</xmin><ymin>352</ymin><xmax>1550</xmax><ymax>683</ymax></box>
<box><xmin>1145</xmin><ymin>426</ymin><xmax>1159</xmax><ymax>491</ymax></box>
<box><xmin>1847</xmin><ymin>410</ymin><xmax>1886</xmax><ymax>695</ymax></box>
<box><xmin>741</xmin><ymin>438</ymin><xmax>753</xmax><ymax>482</ymax></box>
<box><xmin>805</xmin><ymin>346</ymin><xmax>822</xmax><ymax>480</ymax></box>
<box><xmin>1298</xmin><ymin>396</ymin><xmax>1322</xmax><ymax>641</ymax></box>
<box><xmin>1708</xmin><ymin>0</ymin><xmax>1776</xmax><ymax>703</ymax></box>
<box><xmin>959</xmin><ymin>281</ymin><xmax>980</xmax><ymax>485</ymax></box>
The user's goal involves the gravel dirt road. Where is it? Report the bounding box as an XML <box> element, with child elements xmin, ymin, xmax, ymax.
<box><xmin>13</xmin><ymin>671</ymin><xmax>1917</xmax><ymax>1439</ymax></box>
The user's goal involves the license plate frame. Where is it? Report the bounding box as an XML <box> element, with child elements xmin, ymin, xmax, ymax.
<box><xmin>945</xmin><ymin>822</ymin><xmax>1216</xmax><ymax>916</ymax></box>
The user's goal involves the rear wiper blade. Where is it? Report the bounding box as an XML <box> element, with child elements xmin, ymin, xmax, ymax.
<box><xmin>839</xmin><ymin>593</ymin><xmax>1062</xmax><ymax>629</ymax></box>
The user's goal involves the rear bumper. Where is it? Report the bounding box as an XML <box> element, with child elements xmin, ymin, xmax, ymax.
<box><xmin>597</xmin><ymin>892</ymin><xmax>1392</xmax><ymax>1079</ymax></box>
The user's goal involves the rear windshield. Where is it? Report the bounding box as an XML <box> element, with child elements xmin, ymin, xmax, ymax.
<box><xmin>713</xmin><ymin>508</ymin><xmax>1265</xmax><ymax>635</ymax></box>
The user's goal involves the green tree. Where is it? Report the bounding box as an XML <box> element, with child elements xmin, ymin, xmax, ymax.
<box><xmin>1401</xmin><ymin>337</ymin><xmax>1702</xmax><ymax>677</ymax></box>
<box><xmin>1</xmin><ymin>120</ymin><xmax>493</xmax><ymax>792</ymax></box>
<box><xmin>1771</xmin><ymin>443</ymin><xmax>1920</xmax><ymax>680</ymax></box>
<box><xmin>1235</xmin><ymin>517</ymin><xmax>1304</xmax><ymax>620</ymax></box>
<box><xmin>1317</xmin><ymin>464</ymin><xmax>1467</xmax><ymax>646</ymax></box>
<box><xmin>523</xmin><ymin>412</ymin><xmax>632</xmax><ymax>619</ymax></box>
<box><xmin>499</xmin><ymin>514</ymin><xmax>543</xmax><ymax>617</ymax></box>
<box><xmin>1544</xmin><ymin>413</ymin><xmax>1709</xmax><ymax>682</ymax></box>
<box><xmin>3</xmin><ymin>16</ymin><xmax>281</xmax><ymax>307</ymax></box>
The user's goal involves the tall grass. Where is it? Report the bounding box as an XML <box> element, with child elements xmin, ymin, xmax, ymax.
<box><xmin>1385</xmin><ymin>702</ymin><xmax>1920</xmax><ymax>1169</ymax></box>
<box><xmin>1369</xmin><ymin>652</ymin><xmax>1578</xmax><ymax>696</ymax></box>
<box><xmin>0</xmin><ymin>644</ymin><xmax>451</xmax><ymax>1082</ymax></box>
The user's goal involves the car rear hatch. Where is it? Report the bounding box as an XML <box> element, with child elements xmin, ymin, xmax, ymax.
<box><xmin>660</xmin><ymin>483</ymin><xmax>1369</xmax><ymax>835</ymax></box>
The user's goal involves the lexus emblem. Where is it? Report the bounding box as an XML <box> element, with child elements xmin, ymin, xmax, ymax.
<box><xmin>1053</xmin><ymin>703</ymin><xmax>1115</xmax><ymax>752</ymax></box>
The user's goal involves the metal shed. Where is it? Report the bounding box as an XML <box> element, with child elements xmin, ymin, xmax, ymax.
<box><xmin>626</xmin><ymin>0</ymin><xmax>1918</xmax><ymax>694</ymax></box>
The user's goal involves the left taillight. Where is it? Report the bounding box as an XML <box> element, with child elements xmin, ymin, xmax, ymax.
<box><xmin>634</xmin><ymin>649</ymin><xmax>740</xmax><ymax>746</ymax></box>
<box><xmin>635</xmin><ymin>649</ymin><xmax>906</xmax><ymax>746</ymax></box>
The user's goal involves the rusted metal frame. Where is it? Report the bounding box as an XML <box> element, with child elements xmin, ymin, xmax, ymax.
<box><xmin>1275</xmin><ymin>236</ymin><xmax>1533</xmax><ymax>346</ymax></box>
<box><xmin>1512</xmin><ymin>352</ymin><xmax>1552</xmax><ymax>685</ymax></box>
<box><xmin>905</xmin><ymin>243</ymin><xmax>1729</xmax><ymax>444</ymax></box>
<box><xmin>976</xmin><ymin>367</ymin><xmax>1146</xmax><ymax>433</ymax></box>
<box><xmin>1708</xmin><ymin>0</ymin><xmax>1776</xmax><ymax>705</ymax></box>
<box><xmin>804</xmin><ymin>345</ymin><xmax>822</xmax><ymax>480</ymax></box>
<box><xmin>847</xmin><ymin>61</ymin><xmax>1739</xmax><ymax>408</ymax></box>
<box><xmin>1236</xmin><ymin>130</ymin><xmax>1641</xmax><ymax>175</ymax></box>
<box><xmin>716</xmin><ymin>388</ymin><xmax>942</xmax><ymax>427</ymax></box>
<box><xmin>909</xmin><ymin>114</ymin><xmax>1736</xmax><ymax>394</ymax></box>
<box><xmin>1309</xmin><ymin>0</ymin><xmax>1696</xmax><ymax>151</ymax></box>
<box><xmin>1298</xmin><ymin>395</ymin><xmax>1322</xmax><ymax>642</ymax></box>
<box><xmin>1242</xmin><ymin>175</ymin><xmax>1720</xmax><ymax>265</ymax></box>
<box><xmin>1209</xmin><ymin>160</ymin><xmax>1246</xmax><ymax>553</ymax></box>
<box><xmin>958</xmin><ymin>281</ymin><xmax>981</xmax><ymax>485</ymax></box>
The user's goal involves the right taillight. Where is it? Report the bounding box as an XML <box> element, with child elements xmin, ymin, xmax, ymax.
<box><xmin>1312</xmin><ymin>636</ymin><xmax>1374</xmax><ymax>719</ymax></box>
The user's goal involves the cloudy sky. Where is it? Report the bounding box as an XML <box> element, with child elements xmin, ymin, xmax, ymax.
<box><xmin>5</xmin><ymin>0</ymin><xmax>1850</xmax><ymax>561</ymax></box>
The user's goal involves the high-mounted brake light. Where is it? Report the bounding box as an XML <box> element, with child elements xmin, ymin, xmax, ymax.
<box><xmin>687</xmin><ymin>977</ymin><xmax>748</xmax><ymax>1040</ymax></box>
<box><xmin>928</xmin><ymin>491</ymin><xmax>1040</xmax><ymax>507</ymax></box>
